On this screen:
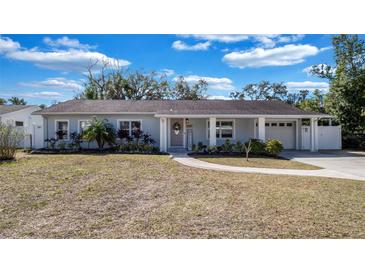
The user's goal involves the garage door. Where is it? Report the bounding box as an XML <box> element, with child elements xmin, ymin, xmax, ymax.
<box><xmin>265</xmin><ymin>122</ymin><xmax>295</xmax><ymax>149</ymax></box>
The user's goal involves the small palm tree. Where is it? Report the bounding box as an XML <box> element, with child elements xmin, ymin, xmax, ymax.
<box><xmin>82</xmin><ymin>117</ymin><xmax>116</xmax><ymax>149</ymax></box>
<box><xmin>9</xmin><ymin>97</ymin><xmax>27</xmax><ymax>105</ymax></box>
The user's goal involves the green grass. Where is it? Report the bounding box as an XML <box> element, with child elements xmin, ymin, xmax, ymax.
<box><xmin>0</xmin><ymin>153</ymin><xmax>364</xmax><ymax>238</ymax></box>
<box><xmin>193</xmin><ymin>155</ymin><xmax>321</xmax><ymax>170</ymax></box>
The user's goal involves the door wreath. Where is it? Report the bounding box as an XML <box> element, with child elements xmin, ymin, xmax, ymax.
<box><xmin>173</xmin><ymin>122</ymin><xmax>181</xmax><ymax>135</ymax></box>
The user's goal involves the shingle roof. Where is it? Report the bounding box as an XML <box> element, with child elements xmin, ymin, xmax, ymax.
<box><xmin>34</xmin><ymin>99</ymin><xmax>329</xmax><ymax>116</ymax></box>
<box><xmin>0</xmin><ymin>105</ymin><xmax>35</xmax><ymax>115</ymax></box>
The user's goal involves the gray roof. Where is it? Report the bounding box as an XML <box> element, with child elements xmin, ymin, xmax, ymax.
<box><xmin>0</xmin><ymin>105</ymin><xmax>35</xmax><ymax>115</ymax></box>
<box><xmin>34</xmin><ymin>99</ymin><xmax>328</xmax><ymax>116</ymax></box>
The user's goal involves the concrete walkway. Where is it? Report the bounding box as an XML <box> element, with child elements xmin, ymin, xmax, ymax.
<box><xmin>170</xmin><ymin>153</ymin><xmax>365</xmax><ymax>181</ymax></box>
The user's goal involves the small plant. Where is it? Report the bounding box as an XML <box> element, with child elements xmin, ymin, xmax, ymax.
<box><xmin>117</xmin><ymin>129</ymin><xmax>130</xmax><ymax>144</ymax></box>
<box><xmin>70</xmin><ymin>132</ymin><xmax>83</xmax><ymax>151</ymax></box>
<box><xmin>207</xmin><ymin>145</ymin><xmax>218</xmax><ymax>154</ymax></box>
<box><xmin>221</xmin><ymin>139</ymin><xmax>233</xmax><ymax>153</ymax></box>
<box><xmin>243</xmin><ymin>139</ymin><xmax>252</xmax><ymax>161</ymax></box>
<box><xmin>265</xmin><ymin>139</ymin><xmax>284</xmax><ymax>156</ymax></box>
<box><xmin>132</xmin><ymin>128</ymin><xmax>143</xmax><ymax>146</ymax></box>
<box><xmin>142</xmin><ymin>132</ymin><xmax>155</xmax><ymax>145</ymax></box>
<box><xmin>58</xmin><ymin>141</ymin><xmax>66</xmax><ymax>151</ymax></box>
<box><xmin>234</xmin><ymin>140</ymin><xmax>244</xmax><ymax>152</ymax></box>
<box><xmin>197</xmin><ymin>142</ymin><xmax>204</xmax><ymax>152</ymax></box>
<box><xmin>44</xmin><ymin>138</ymin><xmax>57</xmax><ymax>150</ymax></box>
<box><xmin>191</xmin><ymin>143</ymin><xmax>197</xmax><ymax>152</ymax></box>
<box><xmin>55</xmin><ymin>130</ymin><xmax>66</xmax><ymax>140</ymax></box>
<box><xmin>248</xmin><ymin>139</ymin><xmax>266</xmax><ymax>154</ymax></box>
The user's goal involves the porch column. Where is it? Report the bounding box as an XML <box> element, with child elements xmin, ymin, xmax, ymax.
<box><xmin>310</xmin><ymin>117</ymin><xmax>318</xmax><ymax>152</ymax></box>
<box><xmin>159</xmin><ymin>117</ymin><xmax>167</xmax><ymax>152</ymax></box>
<box><xmin>258</xmin><ymin>117</ymin><xmax>265</xmax><ymax>142</ymax></box>
<box><xmin>295</xmin><ymin>119</ymin><xmax>299</xmax><ymax>150</ymax></box>
<box><xmin>209</xmin><ymin>117</ymin><xmax>216</xmax><ymax>146</ymax></box>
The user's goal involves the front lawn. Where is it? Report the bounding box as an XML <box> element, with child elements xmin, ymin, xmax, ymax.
<box><xmin>0</xmin><ymin>154</ymin><xmax>364</xmax><ymax>238</ymax></box>
<box><xmin>192</xmin><ymin>155</ymin><xmax>321</xmax><ymax>170</ymax></box>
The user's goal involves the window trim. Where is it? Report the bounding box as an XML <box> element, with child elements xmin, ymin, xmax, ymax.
<box><xmin>55</xmin><ymin>120</ymin><xmax>70</xmax><ymax>141</ymax></box>
<box><xmin>78</xmin><ymin>119</ymin><xmax>91</xmax><ymax>134</ymax></box>
<box><xmin>206</xmin><ymin>119</ymin><xmax>235</xmax><ymax>140</ymax></box>
<box><xmin>15</xmin><ymin>121</ymin><xmax>24</xmax><ymax>127</ymax></box>
<box><xmin>117</xmin><ymin>119</ymin><xmax>143</xmax><ymax>136</ymax></box>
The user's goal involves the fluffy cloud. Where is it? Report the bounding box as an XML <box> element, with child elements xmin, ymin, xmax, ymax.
<box><xmin>285</xmin><ymin>81</ymin><xmax>329</xmax><ymax>92</ymax></box>
<box><xmin>43</xmin><ymin>36</ymin><xmax>94</xmax><ymax>50</ymax></box>
<box><xmin>172</xmin><ymin>40</ymin><xmax>211</xmax><ymax>51</ymax></box>
<box><xmin>0</xmin><ymin>36</ymin><xmax>21</xmax><ymax>53</ymax></box>
<box><xmin>222</xmin><ymin>44</ymin><xmax>324</xmax><ymax>68</ymax></box>
<box><xmin>19</xmin><ymin>77</ymin><xmax>83</xmax><ymax>90</ymax></box>
<box><xmin>253</xmin><ymin>34</ymin><xmax>305</xmax><ymax>48</ymax></box>
<box><xmin>180</xmin><ymin>34</ymin><xmax>249</xmax><ymax>43</ymax></box>
<box><xmin>175</xmin><ymin>75</ymin><xmax>235</xmax><ymax>91</ymax></box>
<box><xmin>21</xmin><ymin>91</ymin><xmax>63</xmax><ymax>98</ymax></box>
<box><xmin>0</xmin><ymin>36</ymin><xmax>130</xmax><ymax>72</ymax></box>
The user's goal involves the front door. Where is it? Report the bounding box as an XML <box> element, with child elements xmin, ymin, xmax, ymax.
<box><xmin>170</xmin><ymin>118</ymin><xmax>184</xmax><ymax>147</ymax></box>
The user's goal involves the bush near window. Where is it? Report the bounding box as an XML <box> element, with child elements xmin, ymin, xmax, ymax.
<box><xmin>246</xmin><ymin>139</ymin><xmax>266</xmax><ymax>154</ymax></box>
<box><xmin>265</xmin><ymin>139</ymin><xmax>284</xmax><ymax>156</ymax></box>
<box><xmin>0</xmin><ymin>122</ymin><xmax>24</xmax><ymax>160</ymax></box>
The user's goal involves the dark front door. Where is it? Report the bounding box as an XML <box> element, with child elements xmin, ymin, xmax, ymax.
<box><xmin>170</xmin><ymin>118</ymin><xmax>184</xmax><ymax>147</ymax></box>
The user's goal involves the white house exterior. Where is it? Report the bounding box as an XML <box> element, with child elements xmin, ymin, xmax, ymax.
<box><xmin>0</xmin><ymin>105</ymin><xmax>44</xmax><ymax>149</ymax></box>
<box><xmin>33</xmin><ymin>99</ymin><xmax>342</xmax><ymax>152</ymax></box>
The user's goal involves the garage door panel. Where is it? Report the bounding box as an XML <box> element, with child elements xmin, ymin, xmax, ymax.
<box><xmin>266</xmin><ymin>123</ymin><xmax>295</xmax><ymax>149</ymax></box>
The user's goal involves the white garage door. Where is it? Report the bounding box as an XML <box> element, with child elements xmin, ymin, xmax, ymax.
<box><xmin>265</xmin><ymin>122</ymin><xmax>295</xmax><ymax>149</ymax></box>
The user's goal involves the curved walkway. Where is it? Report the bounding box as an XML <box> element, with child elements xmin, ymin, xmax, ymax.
<box><xmin>170</xmin><ymin>153</ymin><xmax>365</xmax><ymax>181</ymax></box>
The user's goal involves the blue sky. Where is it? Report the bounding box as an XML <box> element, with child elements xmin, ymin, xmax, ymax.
<box><xmin>0</xmin><ymin>34</ymin><xmax>360</xmax><ymax>105</ymax></box>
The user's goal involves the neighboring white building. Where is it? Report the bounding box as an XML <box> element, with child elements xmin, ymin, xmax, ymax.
<box><xmin>0</xmin><ymin>105</ymin><xmax>44</xmax><ymax>149</ymax></box>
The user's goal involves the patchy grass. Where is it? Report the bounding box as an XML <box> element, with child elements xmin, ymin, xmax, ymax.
<box><xmin>193</xmin><ymin>154</ymin><xmax>321</xmax><ymax>170</ymax></box>
<box><xmin>0</xmin><ymin>154</ymin><xmax>364</xmax><ymax>239</ymax></box>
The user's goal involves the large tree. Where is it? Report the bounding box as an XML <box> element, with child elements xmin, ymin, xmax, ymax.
<box><xmin>230</xmin><ymin>81</ymin><xmax>287</xmax><ymax>101</ymax></box>
<box><xmin>8</xmin><ymin>97</ymin><xmax>27</xmax><ymax>105</ymax></box>
<box><xmin>311</xmin><ymin>34</ymin><xmax>365</xmax><ymax>134</ymax></box>
<box><xmin>171</xmin><ymin>76</ymin><xmax>207</xmax><ymax>100</ymax></box>
<box><xmin>0</xmin><ymin>98</ymin><xmax>6</xmax><ymax>105</ymax></box>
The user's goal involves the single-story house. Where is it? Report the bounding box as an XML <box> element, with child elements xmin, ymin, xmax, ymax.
<box><xmin>33</xmin><ymin>99</ymin><xmax>342</xmax><ymax>151</ymax></box>
<box><xmin>0</xmin><ymin>105</ymin><xmax>44</xmax><ymax>149</ymax></box>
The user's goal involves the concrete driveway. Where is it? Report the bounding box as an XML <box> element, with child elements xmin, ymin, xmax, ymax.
<box><xmin>280</xmin><ymin>150</ymin><xmax>365</xmax><ymax>180</ymax></box>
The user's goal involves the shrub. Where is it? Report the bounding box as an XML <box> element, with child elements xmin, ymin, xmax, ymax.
<box><xmin>44</xmin><ymin>138</ymin><xmax>57</xmax><ymax>150</ymax></box>
<box><xmin>197</xmin><ymin>142</ymin><xmax>207</xmax><ymax>152</ymax></box>
<box><xmin>234</xmin><ymin>140</ymin><xmax>244</xmax><ymax>152</ymax></box>
<box><xmin>69</xmin><ymin>132</ymin><xmax>83</xmax><ymax>151</ymax></box>
<box><xmin>82</xmin><ymin>117</ymin><xmax>116</xmax><ymax>149</ymax></box>
<box><xmin>192</xmin><ymin>143</ymin><xmax>197</xmax><ymax>152</ymax></box>
<box><xmin>265</xmin><ymin>139</ymin><xmax>283</xmax><ymax>156</ymax></box>
<box><xmin>248</xmin><ymin>139</ymin><xmax>266</xmax><ymax>154</ymax></box>
<box><xmin>57</xmin><ymin>141</ymin><xmax>66</xmax><ymax>151</ymax></box>
<box><xmin>221</xmin><ymin>139</ymin><xmax>234</xmax><ymax>153</ymax></box>
<box><xmin>207</xmin><ymin>145</ymin><xmax>218</xmax><ymax>154</ymax></box>
<box><xmin>0</xmin><ymin>122</ymin><xmax>24</xmax><ymax>160</ymax></box>
<box><xmin>117</xmin><ymin>129</ymin><xmax>131</xmax><ymax>144</ymax></box>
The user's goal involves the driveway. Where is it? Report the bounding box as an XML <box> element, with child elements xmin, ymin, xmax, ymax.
<box><xmin>280</xmin><ymin>150</ymin><xmax>365</xmax><ymax>180</ymax></box>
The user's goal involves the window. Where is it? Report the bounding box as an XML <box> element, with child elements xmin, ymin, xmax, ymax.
<box><xmin>15</xmin><ymin>121</ymin><xmax>24</xmax><ymax>127</ymax></box>
<box><xmin>286</xmin><ymin>122</ymin><xmax>293</xmax><ymax>127</ymax></box>
<box><xmin>118</xmin><ymin>120</ymin><xmax>142</xmax><ymax>137</ymax></box>
<box><xmin>207</xmin><ymin>120</ymin><xmax>234</xmax><ymax>139</ymax></box>
<box><xmin>79</xmin><ymin>120</ymin><xmax>90</xmax><ymax>133</ymax></box>
<box><xmin>56</xmin><ymin>120</ymin><xmax>69</xmax><ymax>140</ymax></box>
<box><xmin>265</xmin><ymin>123</ymin><xmax>270</xmax><ymax>127</ymax></box>
<box><xmin>279</xmin><ymin>123</ymin><xmax>285</xmax><ymax>127</ymax></box>
<box><xmin>271</xmin><ymin>123</ymin><xmax>277</xmax><ymax>127</ymax></box>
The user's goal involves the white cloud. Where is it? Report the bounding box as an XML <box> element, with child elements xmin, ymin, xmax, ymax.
<box><xmin>222</xmin><ymin>44</ymin><xmax>323</xmax><ymax>68</ymax></box>
<box><xmin>175</xmin><ymin>75</ymin><xmax>235</xmax><ymax>91</ymax></box>
<box><xmin>206</xmin><ymin>95</ymin><xmax>231</xmax><ymax>100</ymax></box>
<box><xmin>180</xmin><ymin>34</ymin><xmax>249</xmax><ymax>43</ymax></box>
<box><xmin>21</xmin><ymin>91</ymin><xmax>63</xmax><ymax>98</ymax></box>
<box><xmin>172</xmin><ymin>40</ymin><xmax>211</xmax><ymax>51</ymax></box>
<box><xmin>253</xmin><ymin>34</ymin><xmax>305</xmax><ymax>48</ymax></box>
<box><xmin>20</xmin><ymin>77</ymin><xmax>83</xmax><ymax>90</ymax></box>
<box><xmin>285</xmin><ymin>81</ymin><xmax>329</xmax><ymax>92</ymax></box>
<box><xmin>43</xmin><ymin>36</ymin><xmax>94</xmax><ymax>50</ymax></box>
<box><xmin>0</xmin><ymin>36</ymin><xmax>21</xmax><ymax>53</ymax></box>
<box><xmin>159</xmin><ymin>68</ymin><xmax>175</xmax><ymax>77</ymax></box>
<box><xmin>0</xmin><ymin>36</ymin><xmax>130</xmax><ymax>73</ymax></box>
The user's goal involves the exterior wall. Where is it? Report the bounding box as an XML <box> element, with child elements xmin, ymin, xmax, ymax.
<box><xmin>43</xmin><ymin>114</ymin><xmax>160</xmax><ymax>148</ymax></box>
<box><xmin>189</xmin><ymin>118</ymin><xmax>255</xmax><ymax>146</ymax></box>
<box><xmin>0</xmin><ymin>106</ymin><xmax>44</xmax><ymax>148</ymax></box>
